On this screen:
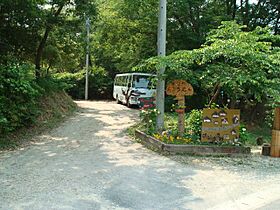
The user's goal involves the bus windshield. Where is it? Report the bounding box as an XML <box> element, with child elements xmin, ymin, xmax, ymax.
<box><xmin>132</xmin><ymin>75</ymin><xmax>155</xmax><ymax>89</ymax></box>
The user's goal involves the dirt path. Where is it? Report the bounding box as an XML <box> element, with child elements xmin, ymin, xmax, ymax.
<box><xmin>1</xmin><ymin>101</ymin><xmax>280</xmax><ymax>210</ymax></box>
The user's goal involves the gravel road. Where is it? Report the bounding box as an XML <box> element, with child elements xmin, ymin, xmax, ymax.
<box><xmin>1</xmin><ymin>101</ymin><xmax>280</xmax><ymax>210</ymax></box>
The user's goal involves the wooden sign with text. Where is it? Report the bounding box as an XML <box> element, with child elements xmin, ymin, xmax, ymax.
<box><xmin>166</xmin><ymin>80</ymin><xmax>194</xmax><ymax>136</ymax></box>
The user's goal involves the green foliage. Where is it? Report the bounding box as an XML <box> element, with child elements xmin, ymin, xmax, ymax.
<box><xmin>139</xmin><ymin>109</ymin><xmax>202</xmax><ymax>144</ymax></box>
<box><xmin>140</xmin><ymin>21</ymin><xmax>280</xmax><ymax>117</ymax></box>
<box><xmin>92</xmin><ymin>0</ymin><xmax>158</xmax><ymax>74</ymax></box>
<box><xmin>54</xmin><ymin>71</ymin><xmax>84</xmax><ymax>98</ymax></box>
<box><xmin>239</xmin><ymin>124</ymin><xmax>249</xmax><ymax>145</ymax></box>
<box><xmin>54</xmin><ymin>66</ymin><xmax>113</xmax><ymax>99</ymax></box>
<box><xmin>185</xmin><ymin>109</ymin><xmax>203</xmax><ymax>139</ymax></box>
<box><xmin>0</xmin><ymin>62</ymin><xmax>74</xmax><ymax>137</ymax></box>
<box><xmin>139</xmin><ymin>108</ymin><xmax>159</xmax><ymax>135</ymax></box>
<box><xmin>0</xmin><ymin>63</ymin><xmax>40</xmax><ymax>134</ymax></box>
<box><xmin>36</xmin><ymin>76</ymin><xmax>69</xmax><ymax>94</ymax></box>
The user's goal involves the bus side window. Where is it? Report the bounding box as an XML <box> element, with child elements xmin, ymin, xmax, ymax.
<box><xmin>118</xmin><ymin>77</ymin><xmax>122</xmax><ymax>86</ymax></box>
<box><xmin>127</xmin><ymin>75</ymin><xmax>132</xmax><ymax>87</ymax></box>
<box><xmin>125</xmin><ymin>76</ymin><xmax>129</xmax><ymax>86</ymax></box>
<box><xmin>121</xmin><ymin>77</ymin><xmax>125</xmax><ymax>86</ymax></box>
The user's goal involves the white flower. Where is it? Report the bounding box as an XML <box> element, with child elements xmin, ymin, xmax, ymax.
<box><xmin>149</xmin><ymin>120</ymin><xmax>153</xmax><ymax>123</ymax></box>
<box><xmin>242</xmin><ymin>128</ymin><xmax>246</xmax><ymax>131</ymax></box>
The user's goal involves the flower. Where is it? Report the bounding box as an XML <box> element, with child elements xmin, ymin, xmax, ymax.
<box><xmin>153</xmin><ymin>134</ymin><xmax>161</xmax><ymax>140</ymax></box>
<box><xmin>184</xmin><ymin>138</ymin><xmax>192</xmax><ymax>143</ymax></box>
<box><xmin>149</xmin><ymin>120</ymin><xmax>153</xmax><ymax>123</ymax></box>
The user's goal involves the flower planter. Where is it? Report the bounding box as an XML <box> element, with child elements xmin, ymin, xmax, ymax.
<box><xmin>135</xmin><ymin>129</ymin><xmax>251</xmax><ymax>155</ymax></box>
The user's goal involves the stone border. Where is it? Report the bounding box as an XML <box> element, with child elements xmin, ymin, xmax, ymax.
<box><xmin>135</xmin><ymin>130</ymin><xmax>251</xmax><ymax>155</ymax></box>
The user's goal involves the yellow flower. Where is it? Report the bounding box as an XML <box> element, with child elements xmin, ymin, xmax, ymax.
<box><xmin>153</xmin><ymin>134</ymin><xmax>161</xmax><ymax>140</ymax></box>
<box><xmin>169</xmin><ymin>136</ymin><xmax>174</xmax><ymax>142</ymax></box>
<box><xmin>184</xmin><ymin>138</ymin><xmax>192</xmax><ymax>143</ymax></box>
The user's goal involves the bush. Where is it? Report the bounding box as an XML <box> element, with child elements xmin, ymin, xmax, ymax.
<box><xmin>36</xmin><ymin>76</ymin><xmax>70</xmax><ymax>94</ymax></box>
<box><xmin>185</xmin><ymin>109</ymin><xmax>202</xmax><ymax>139</ymax></box>
<box><xmin>139</xmin><ymin>108</ymin><xmax>159</xmax><ymax>135</ymax></box>
<box><xmin>0</xmin><ymin>63</ymin><xmax>40</xmax><ymax>135</ymax></box>
<box><xmin>55</xmin><ymin>66</ymin><xmax>113</xmax><ymax>99</ymax></box>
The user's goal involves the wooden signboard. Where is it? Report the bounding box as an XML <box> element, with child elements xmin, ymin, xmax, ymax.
<box><xmin>201</xmin><ymin>109</ymin><xmax>240</xmax><ymax>143</ymax></box>
<box><xmin>166</xmin><ymin>80</ymin><xmax>194</xmax><ymax>136</ymax></box>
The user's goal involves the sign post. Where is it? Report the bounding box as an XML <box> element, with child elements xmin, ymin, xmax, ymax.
<box><xmin>166</xmin><ymin>80</ymin><xmax>194</xmax><ymax>136</ymax></box>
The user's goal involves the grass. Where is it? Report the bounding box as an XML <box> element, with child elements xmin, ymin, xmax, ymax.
<box><xmin>0</xmin><ymin>91</ymin><xmax>77</xmax><ymax>151</ymax></box>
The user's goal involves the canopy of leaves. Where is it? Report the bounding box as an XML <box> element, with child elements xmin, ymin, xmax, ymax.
<box><xmin>139</xmin><ymin>21</ymin><xmax>280</xmax><ymax>108</ymax></box>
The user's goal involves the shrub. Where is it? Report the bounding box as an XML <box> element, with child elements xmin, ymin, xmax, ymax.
<box><xmin>139</xmin><ymin>108</ymin><xmax>159</xmax><ymax>135</ymax></box>
<box><xmin>0</xmin><ymin>63</ymin><xmax>40</xmax><ymax>135</ymax></box>
<box><xmin>55</xmin><ymin>66</ymin><xmax>113</xmax><ymax>99</ymax></box>
<box><xmin>239</xmin><ymin>124</ymin><xmax>249</xmax><ymax>145</ymax></box>
<box><xmin>185</xmin><ymin>109</ymin><xmax>203</xmax><ymax>139</ymax></box>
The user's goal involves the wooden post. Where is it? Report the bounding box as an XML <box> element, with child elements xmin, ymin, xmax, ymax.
<box><xmin>177</xmin><ymin>97</ymin><xmax>185</xmax><ymax>137</ymax></box>
<box><xmin>273</xmin><ymin>107</ymin><xmax>280</xmax><ymax>130</ymax></box>
<box><xmin>271</xmin><ymin>107</ymin><xmax>280</xmax><ymax>157</ymax></box>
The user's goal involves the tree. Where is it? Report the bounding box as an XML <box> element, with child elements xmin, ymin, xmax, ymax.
<box><xmin>34</xmin><ymin>0</ymin><xmax>97</xmax><ymax>77</ymax></box>
<box><xmin>0</xmin><ymin>0</ymin><xmax>44</xmax><ymax>63</ymax></box>
<box><xmin>140</xmin><ymin>21</ymin><xmax>280</xmax><ymax>112</ymax></box>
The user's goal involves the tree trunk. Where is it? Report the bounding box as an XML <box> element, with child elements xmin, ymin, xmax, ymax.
<box><xmin>177</xmin><ymin>98</ymin><xmax>185</xmax><ymax>137</ymax></box>
<box><xmin>232</xmin><ymin>0</ymin><xmax>237</xmax><ymax>20</ymax></box>
<box><xmin>226</xmin><ymin>0</ymin><xmax>231</xmax><ymax>16</ymax></box>
<box><xmin>34</xmin><ymin>4</ymin><xmax>64</xmax><ymax>78</ymax></box>
<box><xmin>208</xmin><ymin>84</ymin><xmax>221</xmax><ymax>106</ymax></box>
<box><xmin>35</xmin><ymin>25</ymin><xmax>51</xmax><ymax>77</ymax></box>
<box><xmin>229</xmin><ymin>99</ymin><xmax>236</xmax><ymax>109</ymax></box>
<box><xmin>274</xmin><ymin>3</ymin><xmax>280</xmax><ymax>34</ymax></box>
<box><xmin>240</xmin><ymin>0</ymin><xmax>243</xmax><ymax>15</ymax></box>
<box><xmin>243</xmin><ymin>0</ymin><xmax>249</xmax><ymax>26</ymax></box>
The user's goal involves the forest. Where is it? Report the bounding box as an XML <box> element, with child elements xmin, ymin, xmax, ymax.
<box><xmin>0</xmin><ymin>0</ymin><xmax>280</xmax><ymax>137</ymax></box>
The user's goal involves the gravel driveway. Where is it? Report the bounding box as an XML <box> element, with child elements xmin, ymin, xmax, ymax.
<box><xmin>1</xmin><ymin>101</ymin><xmax>280</xmax><ymax>210</ymax></box>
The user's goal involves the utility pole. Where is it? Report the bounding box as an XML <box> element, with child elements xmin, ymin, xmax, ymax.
<box><xmin>156</xmin><ymin>0</ymin><xmax>167</xmax><ymax>132</ymax></box>
<box><xmin>85</xmin><ymin>17</ymin><xmax>90</xmax><ymax>100</ymax></box>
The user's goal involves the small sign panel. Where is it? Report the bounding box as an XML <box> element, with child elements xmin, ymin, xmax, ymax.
<box><xmin>139</xmin><ymin>97</ymin><xmax>155</xmax><ymax>109</ymax></box>
<box><xmin>201</xmin><ymin>109</ymin><xmax>240</xmax><ymax>143</ymax></box>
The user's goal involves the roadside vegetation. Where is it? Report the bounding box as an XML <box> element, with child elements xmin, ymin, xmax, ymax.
<box><xmin>0</xmin><ymin>63</ymin><xmax>76</xmax><ymax>150</ymax></box>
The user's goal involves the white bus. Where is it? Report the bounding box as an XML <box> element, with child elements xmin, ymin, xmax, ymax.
<box><xmin>113</xmin><ymin>73</ymin><xmax>156</xmax><ymax>107</ymax></box>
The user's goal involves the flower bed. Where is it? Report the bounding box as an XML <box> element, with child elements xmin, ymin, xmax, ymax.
<box><xmin>135</xmin><ymin>130</ymin><xmax>251</xmax><ymax>155</ymax></box>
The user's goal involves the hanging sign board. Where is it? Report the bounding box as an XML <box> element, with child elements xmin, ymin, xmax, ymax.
<box><xmin>201</xmin><ymin>109</ymin><xmax>240</xmax><ymax>143</ymax></box>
